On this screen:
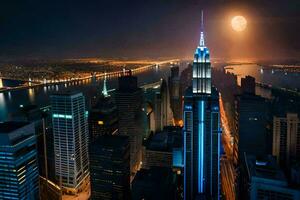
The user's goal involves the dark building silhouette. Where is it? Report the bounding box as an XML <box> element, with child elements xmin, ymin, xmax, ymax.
<box><xmin>116</xmin><ymin>72</ymin><xmax>144</xmax><ymax>174</ymax></box>
<box><xmin>89</xmin><ymin>94</ymin><xmax>118</xmax><ymax>141</ymax></box>
<box><xmin>241</xmin><ymin>76</ymin><xmax>255</xmax><ymax>95</ymax></box>
<box><xmin>169</xmin><ymin>65</ymin><xmax>181</xmax><ymax>121</ymax></box>
<box><xmin>132</xmin><ymin>167</ymin><xmax>178</xmax><ymax>200</ymax></box>
<box><xmin>90</xmin><ymin>135</ymin><xmax>130</xmax><ymax>200</ymax></box>
<box><xmin>233</xmin><ymin>93</ymin><xmax>271</xmax><ymax>164</ymax></box>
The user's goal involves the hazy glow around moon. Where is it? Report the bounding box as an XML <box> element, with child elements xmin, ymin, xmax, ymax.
<box><xmin>231</xmin><ymin>16</ymin><xmax>247</xmax><ymax>32</ymax></box>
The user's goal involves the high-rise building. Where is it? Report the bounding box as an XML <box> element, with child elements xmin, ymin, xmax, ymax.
<box><xmin>241</xmin><ymin>154</ymin><xmax>300</xmax><ymax>200</ymax></box>
<box><xmin>169</xmin><ymin>65</ymin><xmax>181</xmax><ymax>121</ymax></box>
<box><xmin>0</xmin><ymin>121</ymin><xmax>39</xmax><ymax>199</ymax></box>
<box><xmin>273</xmin><ymin>113</ymin><xmax>300</xmax><ymax>169</ymax></box>
<box><xmin>233</xmin><ymin>93</ymin><xmax>271</xmax><ymax>165</ymax></box>
<box><xmin>90</xmin><ymin>135</ymin><xmax>130</xmax><ymax>200</ymax></box>
<box><xmin>50</xmin><ymin>91</ymin><xmax>89</xmax><ymax>194</ymax></box>
<box><xmin>183</xmin><ymin>12</ymin><xmax>221</xmax><ymax>200</ymax></box>
<box><xmin>89</xmin><ymin>75</ymin><xmax>118</xmax><ymax>142</ymax></box>
<box><xmin>116</xmin><ymin>72</ymin><xmax>144</xmax><ymax>174</ymax></box>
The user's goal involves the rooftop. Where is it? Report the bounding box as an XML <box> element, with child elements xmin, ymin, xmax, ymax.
<box><xmin>50</xmin><ymin>90</ymin><xmax>82</xmax><ymax>96</ymax></box>
<box><xmin>145</xmin><ymin>126</ymin><xmax>182</xmax><ymax>152</ymax></box>
<box><xmin>245</xmin><ymin>154</ymin><xmax>286</xmax><ymax>182</ymax></box>
<box><xmin>0</xmin><ymin>121</ymin><xmax>30</xmax><ymax>133</ymax></box>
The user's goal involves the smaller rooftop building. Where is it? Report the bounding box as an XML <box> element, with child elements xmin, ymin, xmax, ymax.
<box><xmin>142</xmin><ymin>126</ymin><xmax>183</xmax><ymax>169</ymax></box>
<box><xmin>243</xmin><ymin>154</ymin><xmax>300</xmax><ymax>200</ymax></box>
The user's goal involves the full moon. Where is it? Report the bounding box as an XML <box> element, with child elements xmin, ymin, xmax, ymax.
<box><xmin>231</xmin><ymin>16</ymin><xmax>247</xmax><ymax>32</ymax></box>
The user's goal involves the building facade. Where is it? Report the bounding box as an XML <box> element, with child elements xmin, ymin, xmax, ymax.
<box><xmin>116</xmin><ymin>73</ymin><xmax>144</xmax><ymax>174</ymax></box>
<box><xmin>273</xmin><ymin>113</ymin><xmax>300</xmax><ymax>168</ymax></box>
<box><xmin>0</xmin><ymin>122</ymin><xmax>39</xmax><ymax>200</ymax></box>
<box><xmin>183</xmin><ymin>12</ymin><xmax>221</xmax><ymax>200</ymax></box>
<box><xmin>51</xmin><ymin>91</ymin><xmax>89</xmax><ymax>194</ymax></box>
<box><xmin>242</xmin><ymin>154</ymin><xmax>300</xmax><ymax>200</ymax></box>
<box><xmin>90</xmin><ymin>135</ymin><xmax>130</xmax><ymax>200</ymax></box>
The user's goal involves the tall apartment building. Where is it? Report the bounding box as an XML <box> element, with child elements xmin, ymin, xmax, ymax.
<box><xmin>51</xmin><ymin>91</ymin><xmax>89</xmax><ymax>194</ymax></box>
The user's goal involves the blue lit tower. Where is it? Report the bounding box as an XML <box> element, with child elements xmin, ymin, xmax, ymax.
<box><xmin>183</xmin><ymin>11</ymin><xmax>221</xmax><ymax>200</ymax></box>
<box><xmin>51</xmin><ymin>91</ymin><xmax>90</xmax><ymax>195</ymax></box>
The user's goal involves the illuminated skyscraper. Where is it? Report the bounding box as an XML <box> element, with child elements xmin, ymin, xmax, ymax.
<box><xmin>51</xmin><ymin>91</ymin><xmax>89</xmax><ymax>194</ymax></box>
<box><xmin>183</xmin><ymin>11</ymin><xmax>221</xmax><ymax>200</ymax></box>
<box><xmin>0</xmin><ymin>122</ymin><xmax>39</xmax><ymax>200</ymax></box>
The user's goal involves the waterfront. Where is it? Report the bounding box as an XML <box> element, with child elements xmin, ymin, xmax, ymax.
<box><xmin>0</xmin><ymin>64</ymin><xmax>171</xmax><ymax>121</ymax></box>
<box><xmin>225</xmin><ymin>64</ymin><xmax>300</xmax><ymax>90</ymax></box>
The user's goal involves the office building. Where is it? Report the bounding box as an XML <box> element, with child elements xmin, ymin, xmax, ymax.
<box><xmin>233</xmin><ymin>93</ymin><xmax>271</xmax><ymax>165</ymax></box>
<box><xmin>89</xmin><ymin>76</ymin><xmax>118</xmax><ymax>141</ymax></box>
<box><xmin>0</xmin><ymin>121</ymin><xmax>39</xmax><ymax>199</ymax></box>
<box><xmin>51</xmin><ymin>91</ymin><xmax>89</xmax><ymax>194</ymax></box>
<box><xmin>183</xmin><ymin>12</ymin><xmax>221</xmax><ymax>200</ymax></box>
<box><xmin>273</xmin><ymin>113</ymin><xmax>300</xmax><ymax>169</ymax></box>
<box><xmin>90</xmin><ymin>135</ymin><xmax>130</xmax><ymax>200</ymax></box>
<box><xmin>132</xmin><ymin>167</ymin><xmax>178</xmax><ymax>200</ymax></box>
<box><xmin>242</xmin><ymin>154</ymin><xmax>300</xmax><ymax>200</ymax></box>
<box><xmin>116</xmin><ymin>72</ymin><xmax>143</xmax><ymax>174</ymax></box>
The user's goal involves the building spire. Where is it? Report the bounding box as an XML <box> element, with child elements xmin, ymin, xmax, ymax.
<box><xmin>199</xmin><ymin>10</ymin><xmax>205</xmax><ymax>47</ymax></box>
<box><xmin>102</xmin><ymin>72</ymin><xmax>109</xmax><ymax>97</ymax></box>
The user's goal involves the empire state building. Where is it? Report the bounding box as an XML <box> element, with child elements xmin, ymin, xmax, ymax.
<box><xmin>183</xmin><ymin>11</ymin><xmax>221</xmax><ymax>200</ymax></box>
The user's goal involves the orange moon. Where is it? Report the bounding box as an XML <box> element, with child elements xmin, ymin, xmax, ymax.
<box><xmin>231</xmin><ymin>16</ymin><xmax>247</xmax><ymax>32</ymax></box>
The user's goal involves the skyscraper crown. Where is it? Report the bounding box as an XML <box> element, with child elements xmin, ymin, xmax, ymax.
<box><xmin>199</xmin><ymin>10</ymin><xmax>205</xmax><ymax>47</ymax></box>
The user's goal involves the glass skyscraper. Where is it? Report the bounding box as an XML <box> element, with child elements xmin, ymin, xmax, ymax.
<box><xmin>0</xmin><ymin>121</ymin><xmax>39</xmax><ymax>200</ymax></box>
<box><xmin>183</xmin><ymin>12</ymin><xmax>221</xmax><ymax>200</ymax></box>
<box><xmin>51</xmin><ymin>91</ymin><xmax>89</xmax><ymax>195</ymax></box>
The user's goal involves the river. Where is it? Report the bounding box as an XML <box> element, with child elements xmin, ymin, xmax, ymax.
<box><xmin>0</xmin><ymin>65</ymin><xmax>171</xmax><ymax>121</ymax></box>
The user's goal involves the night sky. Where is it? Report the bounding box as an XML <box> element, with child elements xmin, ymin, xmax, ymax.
<box><xmin>0</xmin><ymin>0</ymin><xmax>299</xmax><ymax>60</ymax></box>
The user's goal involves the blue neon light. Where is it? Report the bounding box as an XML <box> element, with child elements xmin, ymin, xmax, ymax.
<box><xmin>185</xmin><ymin>105</ymin><xmax>192</xmax><ymax>110</ymax></box>
<box><xmin>183</xmin><ymin>111</ymin><xmax>187</xmax><ymax>200</ymax></box>
<box><xmin>198</xmin><ymin>100</ymin><xmax>204</xmax><ymax>193</ymax></box>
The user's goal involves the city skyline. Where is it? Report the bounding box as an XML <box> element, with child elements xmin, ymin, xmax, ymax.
<box><xmin>0</xmin><ymin>1</ymin><xmax>299</xmax><ymax>200</ymax></box>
